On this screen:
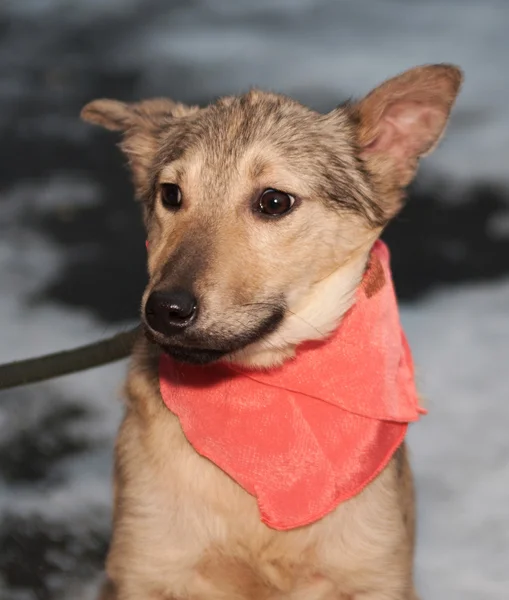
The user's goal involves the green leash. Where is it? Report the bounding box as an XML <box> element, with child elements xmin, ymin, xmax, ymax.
<box><xmin>0</xmin><ymin>326</ymin><xmax>140</xmax><ymax>391</ymax></box>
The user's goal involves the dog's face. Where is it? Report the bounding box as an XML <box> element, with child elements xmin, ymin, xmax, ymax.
<box><xmin>82</xmin><ymin>65</ymin><xmax>461</xmax><ymax>365</ymax></box>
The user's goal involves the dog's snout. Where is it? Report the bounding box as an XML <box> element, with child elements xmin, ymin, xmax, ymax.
<box><xmin>145</xmin><ymin>288</ymin><xmax>198</xmax><ymax>335</ymax></box>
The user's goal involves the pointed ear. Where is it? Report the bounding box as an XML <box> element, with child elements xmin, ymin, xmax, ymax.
<box><xmin>350</xmin><ymin>64</ymin><xmax>462</xmax><ymax>198</ymax></box>
<box><xmin>81</xmin><ymin>98</ymin><xmax>199</xmax><ymax>196</ymax></box>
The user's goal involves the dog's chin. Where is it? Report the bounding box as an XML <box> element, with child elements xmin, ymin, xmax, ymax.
<box><xmin>143</xmin><ymin>308</ymin><xmax>285</xmax><ymax>365</ymax></box>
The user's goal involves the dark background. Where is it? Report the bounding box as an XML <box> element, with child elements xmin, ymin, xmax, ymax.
<box><xmin>0</xmin><ymin>2</ymin><xmax>508</xmax><ymax>599</ymax></box>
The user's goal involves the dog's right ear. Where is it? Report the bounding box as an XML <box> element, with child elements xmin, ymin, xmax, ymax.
<box><xmin>80</xmin><ymin>99</ymin><xmax>137</xmax><ymax>131</ymax></box>
<box><xmin>81</xmin><ymin>98</ymin><xmax>199</xmax><ymax>195</ymax></box>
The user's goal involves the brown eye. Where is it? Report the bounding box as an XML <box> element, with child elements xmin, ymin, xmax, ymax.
<box><xmin>258</xmin><ymin>189</ymin><xmax>295</xmax><ymax>216</ymax></box>
<box><xmin>160</xmin><ymin>183</ymin><xmax>182</xmax><ymax>210</ymax></box>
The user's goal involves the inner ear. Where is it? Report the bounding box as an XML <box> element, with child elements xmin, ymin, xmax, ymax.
<box><xmin>362</xmin><ymin>100</ymin><xmax>451</xmax><ymax>160</ymax></box>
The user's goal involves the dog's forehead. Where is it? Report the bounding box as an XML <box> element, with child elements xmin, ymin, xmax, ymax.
<box><xmin>196</xmin><ymin>91</ymin><xmax>323</xmax><ymax>147</ymax></box>
<box><xmin>157</xmin><ymin>91</ymin><xmax>354</xmax><ymax>186</ymax></box>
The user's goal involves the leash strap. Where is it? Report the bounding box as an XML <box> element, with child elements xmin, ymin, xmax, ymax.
<box><xmin>0</xmin><ymin>326</ymin><xmax>139</xmax><ymax>391</ymax></box>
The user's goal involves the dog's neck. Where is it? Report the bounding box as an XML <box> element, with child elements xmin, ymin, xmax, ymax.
<box><xmin>228</xmin><ymin>242</ymin><xmax>374</xmax><ymax>369</ymax></box>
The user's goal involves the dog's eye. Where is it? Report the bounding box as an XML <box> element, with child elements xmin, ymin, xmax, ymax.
<box><xmin>258</xmin><ymin>189</ymin><xmax>295</xmax><ymax>217</ymax></box>
<box><xmin>160</xmin><ymin>183</ymin><xmax>182</xmax><ymax>210</ymax></box>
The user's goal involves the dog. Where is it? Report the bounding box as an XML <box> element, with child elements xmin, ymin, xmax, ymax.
<box><xmin>82</xmin><ymin>63</ymin><xmax>462</xmax><ymax>600</ymax></box>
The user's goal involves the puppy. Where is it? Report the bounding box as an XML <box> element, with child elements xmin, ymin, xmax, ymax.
<box><xmin>82</xmin><ymin>64</ymin><xmax>462</xmax><ymax>600</ymax></box>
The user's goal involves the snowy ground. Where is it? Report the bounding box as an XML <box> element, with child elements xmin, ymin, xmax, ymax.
<box><xmin>0</xmin><ymin>1</ymin><xmax>508</xmax><ymax>599</ymax></box>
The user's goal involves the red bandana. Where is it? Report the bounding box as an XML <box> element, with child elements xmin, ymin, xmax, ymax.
<box><xmin>159</xmin><ymin>241</ymin><xmax>426</xmax><ymax>530</ymax></box>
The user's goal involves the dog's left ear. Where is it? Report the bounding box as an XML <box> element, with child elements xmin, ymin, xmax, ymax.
<box><xmin>346</xmin><ymin>64</ymin><xmax>462</xmax><ymax>216</ymax></box>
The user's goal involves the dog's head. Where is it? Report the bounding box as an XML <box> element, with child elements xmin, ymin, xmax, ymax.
<box><xmin>82</xmin><ymin>65</ymin><xmax>461</xmax><ymax>366</ymax></box>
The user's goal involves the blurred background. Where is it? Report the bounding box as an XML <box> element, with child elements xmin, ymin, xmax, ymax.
<box><xmin>0</xmin><ymin>1</ymin><xmax>508</xmax><ymax>599</ymax></box>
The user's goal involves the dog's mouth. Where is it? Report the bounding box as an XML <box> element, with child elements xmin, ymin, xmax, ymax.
<box><xmin>143</xmin><ymin>306</ymin><xmax>285</xmax><ymax>365</ymax></box>
<box><xmin>156</xmin><ymin>345</ymin><xmax>228</xmax><ymax>365</ymax></box>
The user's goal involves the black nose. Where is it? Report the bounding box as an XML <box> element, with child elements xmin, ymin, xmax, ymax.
<box><xmin>145</xmin><ymin>288</ymin><xmax>198</xmax><ymax>336</ymax></box>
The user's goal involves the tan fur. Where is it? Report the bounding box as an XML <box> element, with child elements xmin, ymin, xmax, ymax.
<box><xmin>82</xmin><ymin>64</ymin><xmax>462</xmax><ymax>599</ymax></box>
